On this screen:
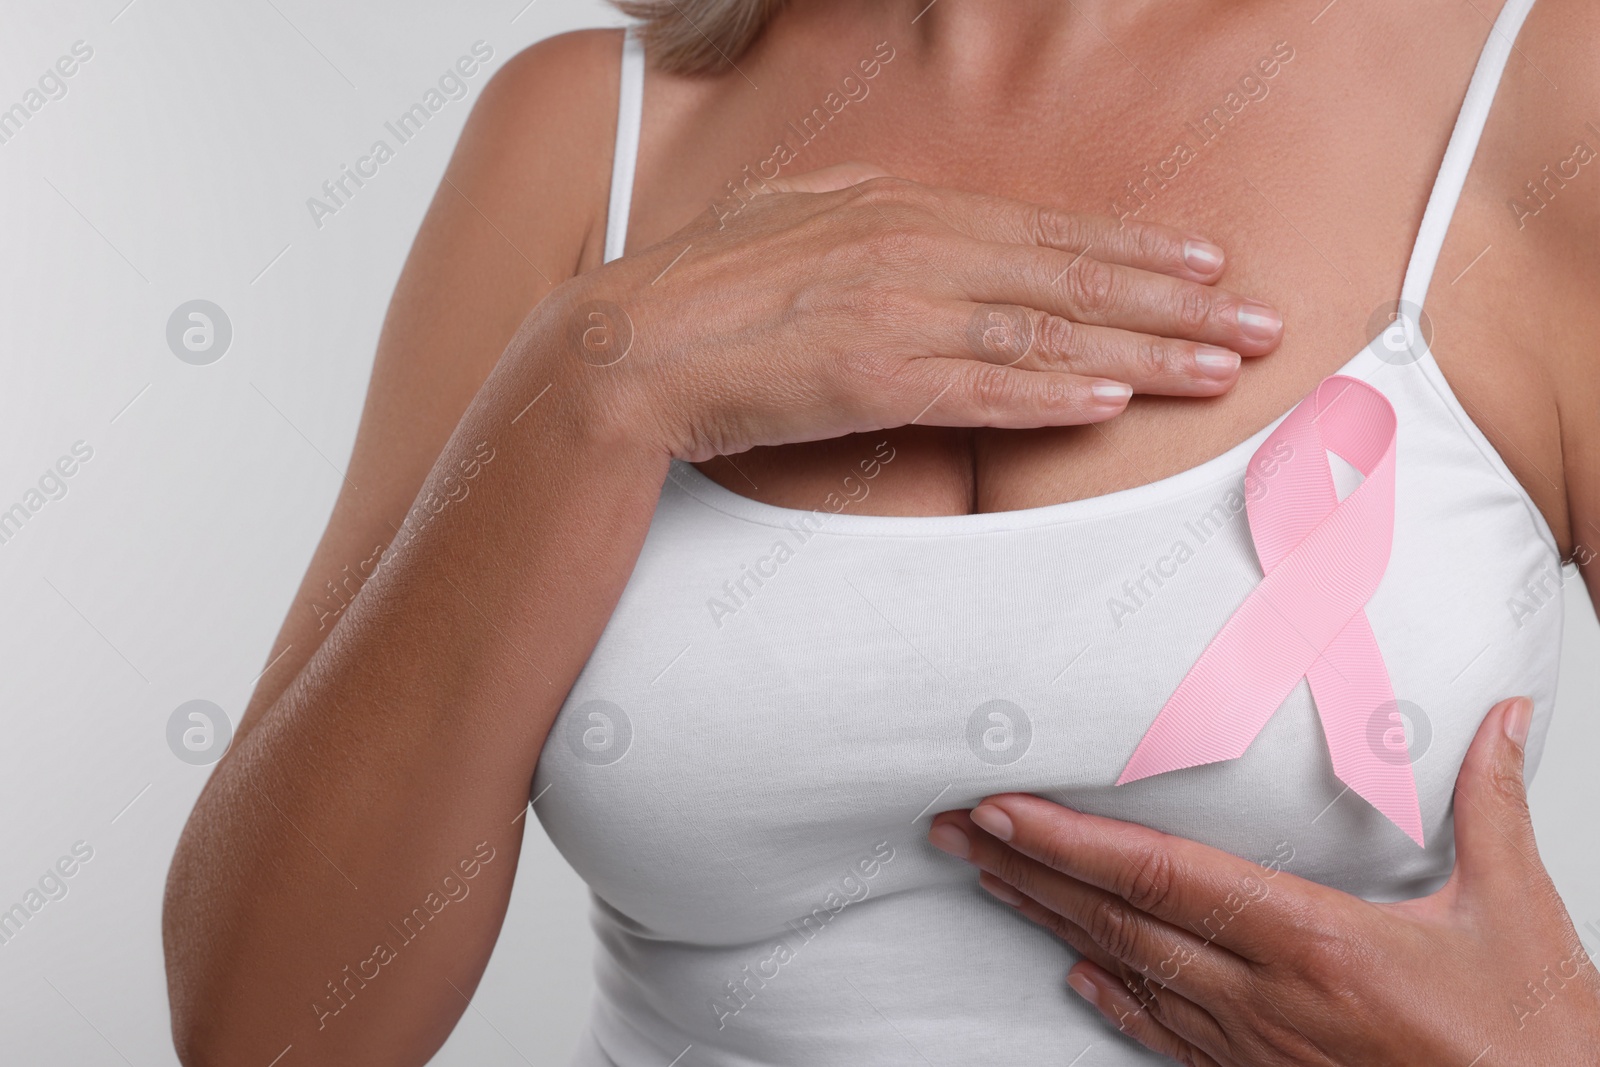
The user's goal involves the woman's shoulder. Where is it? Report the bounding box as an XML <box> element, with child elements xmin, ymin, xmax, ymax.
<box><xmin>453</xmin><ymin>27</ymin><xmax>633</xmax><ymax>273</ymax></box>
<box><xmin>487</xmin><ymin>26</ymin><xmax>629</xmax><ymax>117</ymax></box>
<box><xmin>1488</xmin><ymin>0</ymin><xmax>1600</xmax><ymax>241</ymax></box>
<box><xmin>1501</xmin><ymin>0</ymin><xmax>1600</xmax><ymax>347</ymax></box>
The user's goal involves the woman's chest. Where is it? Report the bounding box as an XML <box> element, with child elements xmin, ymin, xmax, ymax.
<box><xmin>627</xmin><ymin>9</ymin><xmax>1568</xmax><ymax>547</ymax></box>
<box><xmin>532</xmin><ymin>418</ymin><xmax>1564</xmax><ymax>941</ymax></box>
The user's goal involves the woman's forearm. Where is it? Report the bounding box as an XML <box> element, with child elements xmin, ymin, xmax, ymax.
<box><xmin>162</xmin><ymin>308</ymin><xmax>669</xmax><ymax>1066</ymax></box>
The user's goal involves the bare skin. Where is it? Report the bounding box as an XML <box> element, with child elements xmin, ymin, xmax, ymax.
<box><xmin>162</xmin><ymin>0</ymin><xmax>1600</xmax><ymax>1063</ymax></box>
<box><xmin>646</xmin><ymin>0</ymin><xmax>1595</xmax><ymax>552</ymax></box>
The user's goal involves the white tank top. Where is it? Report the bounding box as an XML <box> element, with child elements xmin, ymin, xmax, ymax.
<box><xmin>537</xmin><ymin>4</ymin><xmax>1562</xmax><ymax>1062</ymax></box>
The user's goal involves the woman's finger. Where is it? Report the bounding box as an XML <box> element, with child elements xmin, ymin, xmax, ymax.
<box><xmin>760</xmin><ymin>160</ymin><xmax>894</xmax><ymax>195</ymax></box>
<box><xmin>963</xmin><ymin>794</ymin><xmax>1328</xmax><ymax>962</ymax></box>
<box><xmin>945</xmin><ymin>816</ymin><xmax>1254</xmax><ymax>1002</ymax></box>
<box><xmin>876</xmin><ymin>355</ymin><xmax>1132</xmax><ymax>428</ymax></box>
<box><xmin>948</xmin><ymin>301</ymin><xmax>1241</xmax><ymax>396</ymax></box>
<box><xmin>948</xmin><ymin>240</ymin><xmax>1282</xmax><ymax>355</ymax></box>
<box><xmin>1067</xmin><ymin>960</ymin><xmax>1225</xmax><ymax>1067</ymax></box>
<box><xmin>979</xmin><ymin>871</ymin><xmax>1237</xmax><ymax>1058</ymax></box>
<box><xmin>893</xmin><ymin>179</ymin><xmax>1231</xmax><ymax>282</ymax></box>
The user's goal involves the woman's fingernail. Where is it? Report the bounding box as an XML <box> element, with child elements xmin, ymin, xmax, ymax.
<box><xmin>1067</xmin><ymin>972</ymin><xmax>1100</xmax><ymax>1007</ymax></box>
<box><xmin>928</xmin><ymin>823</ymin><xmax>971</xmax><ymax>859</ymax></box>
<box><xmin>1236</xmin><ymin>303</ymin><xmax>1282</xmax><ymax>340</ymax></box>
<box><xmin>979</xmin><ymin>872</ymin><xmax>1025</xmax><ymax>907</ymax></box>
<box><xmin>970</xmin><ymin>804</ymin><xmax>1014</xmax><ymax>842</ymax></box>
<box><xmin>1183</xmin><ymin>239</ymin><xmax>1224</xmax><ymax>274</ymax></box>
<box><xmin>1092</xmin><ymin>381</ymin><xmax>1132</xmax><ymax>404</ymax></box>
<box><xmin>1504</xmin><ymin>697</ymin><xmax>1533</xmax><ymax>748</ymax></box>
<box><xmin>1194</xmin><ymin>346</ymin><xmax>1241</xmax><ymax>379</ymax></box>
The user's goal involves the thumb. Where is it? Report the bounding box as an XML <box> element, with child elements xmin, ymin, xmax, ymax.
<box><xmin>1450</xmin><ymin>696</ymin><xmax>1541</xmax><ymax>892</ymax></box>
<box><xmin>763</xmin><ymin>160</ymin><xmax>893</xmax><ymax>195</ymax></box>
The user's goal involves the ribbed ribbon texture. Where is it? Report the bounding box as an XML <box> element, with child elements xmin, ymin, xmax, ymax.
<box><xmin>1116</xmin><ymin>375</ymin><xmax>1424</xmax><ymax>847</ymax></box>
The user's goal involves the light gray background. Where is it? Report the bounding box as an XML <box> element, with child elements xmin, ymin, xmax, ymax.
<box><xmin>1</xmin><ymin>1</ymin><xmax>1595</xmax><ymax>1064</ymax></box>
<box><xmin>1</xmin><ymin>2</ymin><xmax>615</xmax><ymax>1063</ymax></box>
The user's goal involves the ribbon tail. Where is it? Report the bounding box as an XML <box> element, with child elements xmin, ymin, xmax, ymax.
<box><xmin>1117</xmin><ymin>589</ymin><xmax>1318</xmax><ymax>785</ymax></box>
<box><xmin>1307</xmin><ymin>615</ymin><xmax>1425</xmax><ymax>846</ymax></box>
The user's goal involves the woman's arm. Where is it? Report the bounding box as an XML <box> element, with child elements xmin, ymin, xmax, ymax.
<box><xmin>1545</xmin><ymin>15</ymin><xmax>1600</xmax><ymax>589</ymax></box>
<box><xmin>223</xmin><ymin>30</ymin><xmax>619</xmax><ymax>751</ymax></box>
<box><xmin>1465</xmin><ymin>0</ymin><xmax>1600</xmax><ymax>577</ymax></box>
<box><xmin>161</xmin><ymin>30</ymin><xmax>649</xmax><ymax>1064</ymax></box>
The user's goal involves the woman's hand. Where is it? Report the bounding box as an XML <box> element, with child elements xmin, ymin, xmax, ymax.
<box><xmin>928</xmin><ymin>697</ymin><xmax>1600</xmax><ymax>1065</ymax></box>
<box><xmin>543</xmin><ymin>163</ymin><xmax>1284</xmax><ymax>461</ymax></box>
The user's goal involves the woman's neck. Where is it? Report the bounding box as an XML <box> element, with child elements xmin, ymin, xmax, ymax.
<box><xmin>786</xmin><ymin>0</ymin><xmax>1217</xmax><ymax>90</ymax></box>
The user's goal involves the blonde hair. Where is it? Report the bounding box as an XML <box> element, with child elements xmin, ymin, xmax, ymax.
<box><xmin>611</xmin><ymin>0</ymin><xmax>785</xmax><ymax>75</ymax></box>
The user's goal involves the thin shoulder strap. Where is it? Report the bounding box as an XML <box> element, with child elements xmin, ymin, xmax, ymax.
<box><xmin>1399</xmin><ymin>0</ymin><xmax>1537</xmax><ymax>312</ymax></box>
<box><xmin>604</xmin><ymin>26</ymin><xmax>646</xmax><ymax>265</ymax></box>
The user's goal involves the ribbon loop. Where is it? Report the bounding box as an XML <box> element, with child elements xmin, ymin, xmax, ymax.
<box><xmin>1117</xmin><ymin>375</ymin><xmax>1423</xmax><ymax>846</ymax></box>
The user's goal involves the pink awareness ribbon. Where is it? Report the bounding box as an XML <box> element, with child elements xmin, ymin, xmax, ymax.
<box><xmin>1116</xmin><ymin>374</ymin><xmax>1424</xmax><ymax>846</ymax></box>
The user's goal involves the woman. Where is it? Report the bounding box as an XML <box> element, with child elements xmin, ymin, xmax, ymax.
<box><xmin>163</xmin><ymin>0</ymin><xmax>1600</xmax><ymax>1063</ymax></box>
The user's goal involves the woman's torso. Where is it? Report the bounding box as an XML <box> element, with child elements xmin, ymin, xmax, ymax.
<box><xmin>535</xmin><ymin>1</ymin><xmax>1579</xmax><ymax>1063</ymax></box>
